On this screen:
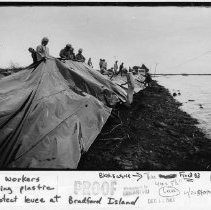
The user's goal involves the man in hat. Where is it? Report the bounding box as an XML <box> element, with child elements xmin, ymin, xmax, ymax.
<box><xmin>99</xmin><ymin>59</ymin><xmax>103</xmax><ymax>69</ymax></box>
<box><xmin>28</xmin><ymin>47</ymin><xmax>37</xmax><ymax>63</ymax></box>
<box><xmin>36</xmin><ymin>37</ymin><xmax>50</xmax><ymax>62</ymax></box>
<box><xmin>144</xmin><ymin>69</ymin><xmax>152</xmax><ymax>87</ymax></box>
<box><xmin>101</xmin><ymin>59</ymin><xmax>107</xmax><ymax>71</ymax></box>
<box><xmin>59</xmin><ymin>44</ymin><xmax>74</xmax><ymax>60</ymax></box>
<box><xmin>118</xmin><ymin>62</ymin><xmax>124</xmax><ymax>76</ymax></box>
<box><xmin>87</xmin><ymin>58</ymin><xmax>93</xmax><ymax>68</ymax></box>
<box><xmin>75</xmin><ymin>48</ymin><xmax>85</xmax><ymax>62</ymax></box>
<box><xmin>113</xmin><ymin>60</ymin><xmax>118</xmax><ymax>75</ymax></box>
<box><xmin>69</xmin><ymin>47</ymin><xmax>75</xmax><ymax>60</ymax></box>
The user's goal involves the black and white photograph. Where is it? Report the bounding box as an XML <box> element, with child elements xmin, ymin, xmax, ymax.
<box><xmin>0</xmin><ymin>2</ymin><xmax>211</xmax><ymax>171</ymax></box>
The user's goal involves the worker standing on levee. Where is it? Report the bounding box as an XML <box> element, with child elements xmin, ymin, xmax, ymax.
<box><xmin>99</xmin><ymin>59</ymin><xmax>106</xmax><ymax>72</ymax></box>
<box><xmin>102</xmin><ymin>59</ymin><xmax>107</xmax><ymax>71</ymax></box>
<box><xmin>120</xmin><ymin>69</ymin><xmax>135</xmax><ymax>106</ymax></box>
<box><xmin>75</xmin><ymin>48</ymin><xmax>85</xmax><ymax>62</ymax></box>
<box><xmin>144</xmin><ymin>69</ymin><xmax>152</xmax><ymax>87</ymax></box>
<box><xmin>36</xmin><ymin>37</ymin><xmax>50</xmax><ymax>62</ymax></box>
<box><xmin>113</xmin><ymin>60</ymin><xmax>118</xmax><ymax>75</ymax></box>
<box><xmin>118</xmin><ymin>62</ymin><xmax>124</xmax><ymax>76</ymax></box>
<box><xmin>88</xmin><ymin>58</ymin><xmax>93</xmax><ymax>68</ymax></box>
<box><xmin>99</xmin><ymin>59</ymin><xmax>103</xmax><ymax>69</ymax></box>
<box><xmin>100</xmin><ymin>59</ymin><xmax>108</xmax><ymax>74</ymax></box>
<box><xmin>28</xmin><ymin>47</ymin><xmax>37</xmax><ymax>63</ymax></box>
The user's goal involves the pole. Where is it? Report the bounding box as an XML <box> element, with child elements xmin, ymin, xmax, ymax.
<box><xmin>154</xmin><ymin>63</ymin><xmax>158</xmax><ymax>75</ymax></box>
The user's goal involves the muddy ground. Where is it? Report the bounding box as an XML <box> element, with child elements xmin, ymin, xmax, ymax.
<box><xmin>78</xmin><ymin>80</ymin><xmax>211</xmax><ymax>170</ymax></box>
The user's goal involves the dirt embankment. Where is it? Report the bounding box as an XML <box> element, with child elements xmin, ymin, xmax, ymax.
<box><xmin>78</xmin><ymin>80</ymin><xmax>211</xmax><ymax>170</ymax></box>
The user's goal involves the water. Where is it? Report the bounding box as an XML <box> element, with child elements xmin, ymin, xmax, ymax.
<box><xmin>156</xmin><ymin>75</ymin><xmax>211</xmax><ymax>139</ymax></box>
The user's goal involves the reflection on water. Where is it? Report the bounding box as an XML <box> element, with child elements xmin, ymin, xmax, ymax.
<box><xmin>156</xmin><ymin>75</ymin><xmax>211</xmax><ymax>139</ymax></box>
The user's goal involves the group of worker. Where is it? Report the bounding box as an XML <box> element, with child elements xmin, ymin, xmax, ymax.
<box><xmin>29</xmin><ymin>38</ymin><xmax>128</xmax><ymax>75</ymax></box>
<box><xmin>28</xmin><ymin>37</ymin><xmax>88</xmax><ymax>64</ymax></box>
<box><xmin>99</xmin><ymin>59</ymin><xmax>126</xmax><ymax>77</ymax></box>
<box><xmin>28</xmin><ymin>37</ymin><xmax>151</xmax><ymax>100</ymax></box>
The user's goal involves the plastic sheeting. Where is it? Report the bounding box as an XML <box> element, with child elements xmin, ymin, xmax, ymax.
<box><xmin>96</xmin><ymin>70</ymin><xmax>146</xmax><ymax>94</ymax></box>
<box><xmin>58</xmin><ymin>60</ymin><xmax>127</xmax><ymax>106</ymax></box>
<box><xmin>0</xmin><ymin>58</ymin><xmax>127</xmax><ymax>169</ymax></box>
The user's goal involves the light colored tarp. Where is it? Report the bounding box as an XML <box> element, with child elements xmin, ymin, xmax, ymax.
<box><xmin>58</xmin><ymin>60</ymin><xmax>127</xmax><ymax>105</ymax></box>
<box><xmin>95</xmin><ymin>70</ymin><xmax>146</xmax><ymax>93</ymax></box>
<box><xmin>0</xmin><ymin>58</ymin><xmax>128</xmax><ymax>169</ymax></box>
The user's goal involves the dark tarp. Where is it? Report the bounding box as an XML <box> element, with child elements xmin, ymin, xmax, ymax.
<box><xmin>0</xmin><ymin>58</ymin><xmax>127</xmax><ymax>169</ymax></box>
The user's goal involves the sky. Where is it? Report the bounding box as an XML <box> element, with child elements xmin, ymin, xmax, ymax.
<box><xmin>0</xmin><ymin>6</ymin><xmax>211</xmax><ymax>73</ymax></box>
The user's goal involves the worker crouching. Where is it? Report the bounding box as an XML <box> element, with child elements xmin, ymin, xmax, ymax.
<box><xmin>59</xmin><ymin>44</ymin><xmax>75</xmax><ymax>60</ymax></box>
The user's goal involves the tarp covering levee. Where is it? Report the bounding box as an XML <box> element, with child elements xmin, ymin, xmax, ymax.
<box><xmin>57</xmin><ymin>60</ymin><xmax>127</xmax><ymax>105</ymax></box>
<box><xmin>0</xmin><ymin>58</ymin><xmax>127</xmax><ymax>169</ymax></box>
